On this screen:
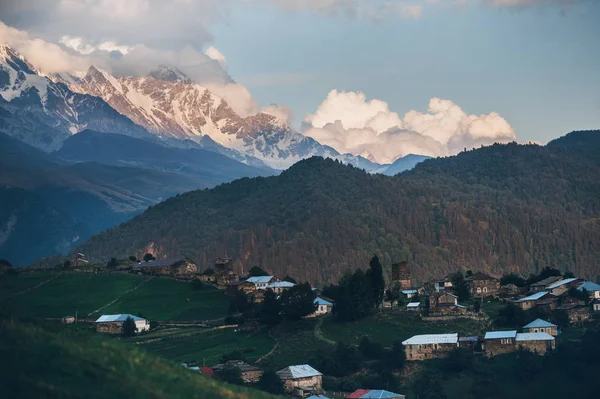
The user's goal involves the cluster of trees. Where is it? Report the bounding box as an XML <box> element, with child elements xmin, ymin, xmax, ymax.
<box><xmin>227</xmin><ymin>281</ymin><xmax>316</xmax><ymax>327</ymax></box>
<box><xmin>494</xmin><ymin>303</ymin><xmax>571</xmax><ymax>330</ymax></box>
<box><xmin>322</xmin><ymin>256</ymin><xmax>385</xmax><ymax>321</ymax></box>
<box><xmin>77</xmin><ymin>131</ymin><xmax>600</xmax><ymax>286</ymax></box>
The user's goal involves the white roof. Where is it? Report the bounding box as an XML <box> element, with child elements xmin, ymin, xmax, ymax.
<box><xmin>402</xmin><ymin>290</ymin><xmax>418</xmax><ymax>294</ymax></box>
<box><xmin>267</xmin><ymin>281</ymin><xmax>295</xmax><ymax>289</ymax></box>
<box><xmin>246</xmin><ymin>276</ymin><xmax>275</xmax><ymax>284</ymax></box>
<box><xmin>402</xmin><ymin>333</ymin><xmax>458</xmax><ymax>345</ymax></box>
<box><xmin>406</xmin><ymin>302</ymin><xmax>421</xmax><ymax>307</ymax></box>
<box><xmin>484</xmin><ymin>331</ymin><xmax>517</xmax><ymax>340</ymax></box>
<box><xmin>547</xmin><ymin>278</ymin><xmax>578</xmax><ymax>290</ymax></box>
<box><xmin>277</xmin><ymin>364</ymin><xmax>322</xmax><ymax>379</ymax></box>
<box><xmin>95</xmin><ymin>314</ymin><xmax>145</xmax><ymax>323</ymax></box>
<box><xmin>515</xmin><ymin>292</ymin><xmax>548</xmax><ymax>302</ymax></box>
<box><xmin>516</xmin><ymin>332</ymin><xmax>555</xmax><ymax>342</ymax></box>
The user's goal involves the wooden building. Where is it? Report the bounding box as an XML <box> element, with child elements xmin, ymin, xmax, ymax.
<box><xmin>465</xmin><ymin>272</ymin><xmax>500</xmax><ymax>298</ymax></box>
<box><xmin>402</xmin><ymin>333</ymin><xmax>459</xmax><ymax>360</ymax></box>
<box><xmin>215</xmin><ymin>257</ymin><xmax>239</xmax><ymax>288</ymax></box>
<box><xmin>391</xmin><ymin>261</ymin><xmax>411</xmax><ymax>289</ymax></box>
<box><xmin>277</xmin><ymin>364</ymin><xmax>323</xmax><ymax>396</ymax></box>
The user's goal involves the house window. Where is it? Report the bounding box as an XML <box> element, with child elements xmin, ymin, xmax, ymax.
<box><xmin>483</xmin><ymin>287</ymin><xmax>488</xmax><ymax>293</ymax></box>
<box><xmin>477</xmin><ymin>288</ymin><xmax>482</xmax><ymax>293</ymax></box>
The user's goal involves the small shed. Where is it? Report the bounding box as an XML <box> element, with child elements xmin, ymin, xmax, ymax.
<box><xmin>406</xmin><ymin>302</ymin><xmax>421</xmax><ymax>312</ymax></box>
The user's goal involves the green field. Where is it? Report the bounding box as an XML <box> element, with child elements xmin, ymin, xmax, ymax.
<box><xmin>3</xmin><ymin>272</ymin><xmax>145</xmax><ymax>318</ymax></box>
<box><xmin>104</xmin><ymin>277</ymin><xmax>230</xmax><ymax>320</ymax></box>
<box><xmin>0</xmin><ymin>270</ymin><xmax>60</xmax><ymax>299</ymax></box>
<box><xmin>321</xmin><ymin>311</ymin><xmax>488</xmax><ymax>346</ymax></box>
<box><xmin>136</xmin><ymin>327</ymin><xmax>275</xmax><ymax>366</ymax></box>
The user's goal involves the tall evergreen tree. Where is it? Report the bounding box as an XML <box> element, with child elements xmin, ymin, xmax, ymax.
<box><xmin>281</xmin><ymin>282</ymin><xmax>316</xmax><ymax>320</ymax></box>
<box><xmin>369</xmin><ymin>255</ymin><xmax>385</xmax><ymax>309</ymax></box>
<box><xmin>260</xmin><ymin>290</ymin><xmax>282</xmax><ymax>326</ymax></box>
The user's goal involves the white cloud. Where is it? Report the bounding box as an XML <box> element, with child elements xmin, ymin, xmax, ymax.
<box><xmin>303</xmin><ymin>90</ymin><xmax>517</xmax><ymax>163</ymax></box>
<box><xmin>266</xmin><ymin>0</ymin><xmax>424</xmax><ymax>19</ymax></box>
<box><xmin>204</xmin><ymin>46</ymin><xmax>226</xmax><ymax>67</ymax></box>
<box><xmin>261</xmin><ymin>104</ymin><xmax>294</xmax><ymax>124</ymax></box>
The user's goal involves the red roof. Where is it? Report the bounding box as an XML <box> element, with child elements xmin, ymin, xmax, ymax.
<box><xmin>348</xmin><ymin>390</ymin><xmax>371</xmax><ymax>398</ymax></box>
<box><xmin>199</xmin><ymin>367</ymin><xmax>214</xmax><ymax>376</ymax></box>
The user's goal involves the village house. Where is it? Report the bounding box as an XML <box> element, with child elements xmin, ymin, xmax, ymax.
<box><xmin>513</xmin><ymin>292</ymin><xmax>552</xmax><ymax>311</ymax></box>
<box><xmin>348</xmin><ymin>389</ymin><xmax>406</xmax><ymax>399</ymax></box>
<box><xmin>546</xmin><ymin>278</ymin><xmax>581</xmax><ymax>296</ymax></box>
<box><xmin>267</xmin><ymin>281</ymin><xmax>295</xmax><ymax>294</ymax></box>
<box><xmin>529</xmin><ymin>276</ymin><xmax>563</xmax><ymax>292</ymax></box>
<box><xmin>132</xmin><ymin>258</ymin><xmax>197</xmax><ymax>277</ymax></box>
<box><xmin>213</xmin><ymin>360</ymin><xmax>263</xmax><ymax>383</ymax></box>
<box><xmin>523</xmin><ymin>319</ymin><xmax>558</xmax><ymax>336</ymax></box>
<box><xmin>483</xmin><ymin>331</ymin><xmax>517</xmax><ymax>357</ymax></box>
<box><xmin>535</xmin><ymin>294</ymin><xmax>561</xmax><ymax>312</ymax></box>
<box><xmin>402</xmin><ymin>333</ymin><xmax>459</xmax><ymax>360</ymax></box>
<box><xmin>592</xmin><ymin>299</ymin><xmax>600</xmax><ymax>313</ymax></box>
<box><xmin>391</xmin><ymin>261</ymin><xmax>411</xmax><ymax>289</ymax></box>
<box><xmin>277</xmin><ymin>364</ymin><xmax>323</xmax><ymax>396</ymax></box>
<box><xmin>215</xmin><ymin>257</ymin><xmax>239</xmax><ymax>287</ymax></box>
<box><xmin>500</xmin><ymin>283</ymin><xmax>522</xmax><ymax>296</ymax></box>
<box><xmin>428</xmin><ymin>292</ymin><xmax>468</xmax><ymax>315</ymax></box>
<box><xmin>225</xmin><ymin>280</ymin><xmax>256</xmax><ymax>296</ymax></box>
<box><xmin>95</xmin><ymin>314</ymin><xmax>150</xmax><ymax>334</ymax></box>
<box><xmin>248</xmin><ymin>289</ymin><xmax>266</xmax><ymax>303</ymax></box>
<box><xmin>556</xmin><ymin>303</ymin><xmax>590</xmax><ymax>324</ymax></box>
<box><xmin>431</xmin><ymin>274</ymin><xmax>454</xmax><ymax>293</ymax></box>
<box><xmin>577</xmin><ymin>281</ymin><xmax>600</xmax><ymax>299</ymax></box>
<box><xmin>71</xmin><ymin>253</ymin><xmax>89</xmax><ymax>267</ymax></box>
<box><xmin>516</xmin><ymin>332</ymin><xmax>556</xmax><ymax>355</ymax></box>
<box><xmin>406</xmin><ymin>302</ymin><xmax>421</xmax><ymax>312</ymax></box>
<box><xmin>465</xmin><ymin>272</ymin><xmax>500</xmax><ymax>298</ymax></box>
<box><xmin>313</xmin><ymin>297</ymin><xmax>333</xmax><ymax>316</ymax></box>
<box><xmin>307</xmin><ymin>396</ymin><xmax>330</xmax><ymax>399</ymax></box>
<box><xmin>401</xmin><ymin>289</ymin><xmax>418</xmax><ymax>299</ymax></box>
<box><xmin>247</xmin><ymin>276</ymin><xmax>277</xmax><ymax>290</ymax></box>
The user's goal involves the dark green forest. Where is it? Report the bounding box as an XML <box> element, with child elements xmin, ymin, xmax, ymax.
<box><xmin>75</xmin><ymin>131</ymin><xmax>600</xmax><ymax>286</ymax></box>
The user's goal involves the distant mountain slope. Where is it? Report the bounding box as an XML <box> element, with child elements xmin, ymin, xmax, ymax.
<box><xmin>0</xmin><ymin>45</ymin><xmax>151</xmax><ymax>151</ymax></box>
<box><xmin>75</xmin><ymin>131</ymin><xmax>600</xmax><ymax>285</ymax></box>
<box><xmin>0</xmin><ymin>131</ymin><xmax>273</xmax><ymax>266</ymax></box>
<box><xmin>377</xmin><ymin>154</ymin><xmax>431</xmax><ymax>176</ymax></box>
<box><xmin>0</xmin><ymin>315</ymin><xmax>275</xmax><ymax>399</ymax></box>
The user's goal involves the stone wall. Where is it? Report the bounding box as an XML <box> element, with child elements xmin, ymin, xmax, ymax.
<box><xmin>518</xmin><ymin>340</ymin><xmax>555</xmax><ymax>355</ymax></box>
<box><xmin>405</xmin><ymin>342</ymin><xmax>457</xmax><ymax>360</ymax></box>
<box><xmin>241</xmin><ymin>370</ymin><xmax>263</xmax><ymax>383</ymax></box>
<box><xmin>470</xmin><ymin>280</ymin><xmax>500</xmax><ymax>298</ymax></box>
<box><xmin>283</xmin><ymin>376</ymin><xmax>322</xmax><ymax>394</ymax></box>
<box><xmin>523</xmin><ymin>326</ymin><xmax>558</xmax><ymax>336</ymax></box>
<box><xmin>484</xmin><ymin>339</ymin><xmax>516</xmax><ymax>357</ymax></box>
<box><xmin>96</xmin><ymin>321</ymin><xmax>123</xmax><ymax>334</ymax></box>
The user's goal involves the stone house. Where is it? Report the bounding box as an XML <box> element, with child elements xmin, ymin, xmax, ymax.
<box><xmin>516</xmin><ymin>332</ymin><xmax>556</xmax><ymax>355</ymax></box>
<box><xmin>529</xmin><ymin>276</ymin><xmax>563</xmax><ymax>292</ymax></box>
<box><xmin>556</xmin><ymin>304</ymin><xmax>590</xmax><ymax>324</ymax></box>
<box><xmin>215</xmin><ymin>258</ymin><xmax>239</xmax><ymax>288</ymax></box>
<box><xmin>546</xmin><ymin>278</ymin><xmax>581</xmax><ymax>296</ymax></box>
<box><xmin>226</xmin><ymin>280</ymin><xmax>257</xmax><ymax>296</ymax></box>
<box><xmin>500</xmin><ymin>283</ymin><xmax>522</xmax><ymax>296</ymax></box>
<box><xmin>277</xmin><ymin>364</ymin><xmax>323</xmax><ymax>396</ymax></box>
<box><xmin>535</xmin><ymin>295</ymin><xmax>561</xmax><ymax>312</ymax></box>
<box><xmin>483</xmin><ymin>331</ymin><xmax>517</xmax><ymax>357</ymax></box>
<box><xmin>132</xmin><ymin>258</ymin><xmax>197</xmax><ymax>277</ymax></box>
<box><xmin>465</xmin><ymin>272</ymin><xmax>500</xmax><ymax>298</ymax></box>
<box><xmin>514</xmin><ymin>292</ymin><xmax>551</xmax><ymax>311</ymax></box>
<box><xmin>95</xmin><ymin>314</ymin><xmax>150</xmax><ymax>334</ymax></box>
<box><xmin>213</xmin><ymin>361</ymin><xmax>263</xmax><ymax>383</ymax></box>
<box><xmin>428</xmin><ymin>292</ymin><xmax>468</xmax><ymax>315</ymax></box>
<box><xmin>577</xmin><ymin>281</ymin><xmax>600</xmax><ymax>299</ymax></box>
<box><xmin>247</xmin><ymin>276</ymin><xmax>277</xmax><ymax>290</ymax></box>
<box><xmin>431</xmin><ymin>275</ymin><xmax>454</xmax><ymax>293</ymax></box>
<box><xmin>391</xmin><ymin>261</ymin><xmax>411</xmax><ymax>290</ymax></box>
<box><xmin>267</xmin><ymin>281</ymin><xmax>295</xmax><ymax>294</ymax></box>
<box><xmin>248</xmin><ymin>289</ymin><xmax>266</xmax><ymax>303</ymax></box>
<box><xmin>402</xmin><ymin>333</ymin><xmax>459</xmax><ymax>360</ymax></box>
<box><xmin>522</xmin><ymin>319</ymin><xmax>558</xmax><ymax>336</ymax></box>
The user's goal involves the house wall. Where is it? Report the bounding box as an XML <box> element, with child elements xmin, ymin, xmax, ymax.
<box><xmin>549</xmin><ymin>285</ymin><xmax>569</xmax><ymax>296</ymax></box>
<box><xmin>517</xmin><ymin>300</ymin><xmax>536</xmax><ymax>311</ymax></box>
<box><xmin>523</xmin><ymin>326</ymin><xmax>558</xmax><ymax>336</ymax></box>
<box><xmin>315</xmin><ymin>305</ymin><xmax>332</xmax><ymax>315</ymax></box>
<box><xmin>484</xmin><ymin>338</ymin><xmax>516</xmax><ymax>357</ymax></box>
<box><xmin>469</xmin><ymin>280</ymin><xmax>500</xmax><ymax>298</ymax></box>
<box><xmin>405</xmin><ymin>342</ymin><xmax>458</xmax><ymax>360</ymax></box>
<box><xmin>241</xmin><ymin>370</ymin><xmax>263</xmax><ymax>383</ymax></box>
<box><xmin>96</xmin><ymin>321</ymin><xmax>123</xmax><ymax>334</ymax></box>
<box><xmin>517</xmin><ymin>340</ymin><xmax>555</xmax><ymax>355</ymax></box>
<box><xmin>438</xmin><ymin>294</ymin><xmax>458</xmax><ymax>305</ymax></box>
<box><xmin>282</xmin><ymin>376</ymin><xmax>322</xmax><ymax>393</ymax></box>
<box><xmin>594</xmin><ymin>303</ymin><xmax>600</xmax><ymax>312</ymax></box>
<box><xmin>135</xmin><ymin>320</ymin><xmax>150</xmax><ymax>332</ymax></box>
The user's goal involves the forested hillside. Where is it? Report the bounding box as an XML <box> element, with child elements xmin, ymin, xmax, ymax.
<box><xmin>75</xmin><ymin>131</ymin><xmax>600</xmax><ymax>285</ymax></box>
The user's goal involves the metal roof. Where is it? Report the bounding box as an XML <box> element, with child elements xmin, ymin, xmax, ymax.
<box><xmin>276</xmin><ymin>364</ymin><xmax>322</xmax><ymax>380</ymax></box>
<box><xmin>133</xmin><ymin>258</ymin><xmax>184</xmax><ymax>268</ymax></box>
<box><xmin>578</xmin><ymin>281</ymin><xmax>600</xmax><ymax>292</ymax></box>
<box><xmin>401</xmin><ymin>290</ymin><xmax>417</xmax><ymax>294</ymax></box>
<box><xmin>402</xmin><ymin>333</ymin><xmax>458</xmax><ymax>345</ymax></box>
<box><xmin>267</xmin><ymin>281</ymin><xmax>295</xmax><ymax>289</ymax></box>
<box><xmin>348</xmin><ymin>390</ymin><xmax>405</xmax><ymax>398</ymax></box>
<box><xmin>306</xmin><ymin>396</ymin><xmax>330</xmax><ymax>399</ymax></box>
<box><xmin>547</xmin><ymin>278</ymin><xmax>578</xmax><ymax>290</ymax></box>
<box><xmin>314</xmin><ymin>297</ymin><xmax>333</xmax><ymax>306</ymax></box>
<box><xmin>484</xmin><ymin>330</ymin><xmax>517</xmax><ymax>339</ymax></box>
<box><xmin>95</xmin><ymin>314</ymin><xmax>145</xmax><ymax>323</ymax></box>
<box><xmin>530</xmin><ymin>276</ymin><xmax>562</xmax><ymax>287</ymax></box>
<box><xmin>523</xmin><ymin>319</ymin><xmax>557</xmax><ymax>329</ymax></box>
<box><xmin>246</xmin><ymin>276</ymin><xmax>275</xmax><ymax>284</ymax></box>
<box><xmin>406</xmin><ymin>302</ymin><xmax>421</xmax><ymax>307</ymax></box>
<box><xmin>515</xmin><ymin>291</ymin><xmax>548</xmax><ymax>302</ymax></box>
<box><xmin>516</xmin><ymin>332</ymin><xmax>555</xmax><ymax>342</ymax></box>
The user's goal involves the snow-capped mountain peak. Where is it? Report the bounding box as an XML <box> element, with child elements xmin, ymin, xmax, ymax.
<box><xmin>148</xmin><ymin>64</ymin><xmax>192</xmax><ymax>84</ymax></box>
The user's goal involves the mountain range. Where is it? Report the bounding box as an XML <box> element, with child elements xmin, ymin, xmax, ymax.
<box><xmin>74</xmin><ymin>130</ymin><xmax>600</xmax><ymax>285</ymax></box>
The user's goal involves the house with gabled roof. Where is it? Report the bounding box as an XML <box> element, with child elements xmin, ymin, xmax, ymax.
<box><xmin>247</xmin><ymin>276</ymin><xmax>276</xmax><ymax>290</ymax></box>
<box><xmin>529</xmin><ymin>276</ymin><xmax>562</xmax><ymax>292</ymax></box>
<box><xmin>267</xmin><ymin>281</ymin><xmax>295</xmax><ymax>294</ymax></box>
<box><xmin>483</xmin><ymin>330</ymin><xmax>517</xmax><ymax>357</ymax></box>
<box><xmin>348</xmin><ymin>389</ymin><xmax>406</xmax><ymax>398</ymax></box>
<box><xmin>484</xmin><ymin>330</ymin><xmax>556</xmax><ymax>357</ymax></box>
<box><xmin>513</xmin><ymin>291</ymin><xmax>552</xmax><ymax>311</ymax></box>
<box><xmin>95</xmin><ymin>314</ymin><xmax>149</xmax><ymax>334</ymax></box>
<box><xmin>213</xmin><ymin>360</ymin><xmax>263</xmax><ymax>383</ymax></box>
<box><xmin>523</xmin><ymin>319</ymin><xmax>558</xmax><ymax>336</ymax></box>
<box><xmin>313</xmin><ymin>297</ymin><xmax>333</xmax><ymax>316</ymax></box>
<box><xmin>402</xmin><ymin>333</ymin><xmax>459</xmax><ymax>360</ymax></box>
<box><xmin>465</xmin><ymin>272</ymin><xmax>500</xmax><ymax>298</ymax></box>
<box><xmin>516</xmin><ymin>332</ymin><xmax>556</xmax><ymax>355</ymax></box>
<box><xmin>546</xmin><ymin>278</ymin><xmax>581</xmax><ymax>296</ymax></box>
<box><xmin>277</xmin><ymin>364</ymin><xmax>323</xmax><ymax>396</ymax></box>
<box><xmin>577</xmin><ymin>281</ymin><xmax>600</xmax><ymax>299</ymax></box>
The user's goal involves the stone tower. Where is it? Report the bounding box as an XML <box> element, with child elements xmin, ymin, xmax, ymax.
<box><xmin>391</xmin><ymin>261</ymin><xmax>411</xmax><ymax>289</ymax></box>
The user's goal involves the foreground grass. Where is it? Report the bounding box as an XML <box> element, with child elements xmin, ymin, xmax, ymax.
<box><xmin>0</xmin><ymin>315</ymin><xmax>277</xmax><ymax>399</ymax></box>
<box><xmin>137</xmin><ymin>327</ymin><xmax>275</xmax><ymax>366</ymax></box>
<box><xmin>104</xmin><ymin>277</ymin><xmax>229</xmax><ymax>320</ymax></box>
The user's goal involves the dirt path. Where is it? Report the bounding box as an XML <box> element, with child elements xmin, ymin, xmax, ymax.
<box><xmin>86</xmin><ymin>276</ymin><xmax>154</xmax><ymax>317</ymax></box>
<box><xmin>1</xmin><ymin>273</ymin><xmax>62</xmax><ymax>301</ymax></box>
<box><xmin>314</xmin><ymin>317</ymin><xmax>336</xmax><ymax>345</ymax></box>
<box><xmin>255</xmin><ymin>329</ymin><xmax>280</xmax><ymax>365</ymax></box>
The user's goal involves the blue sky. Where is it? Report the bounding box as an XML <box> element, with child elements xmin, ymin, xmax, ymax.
<box><xmin>211</xmin><ymin>1</ymin><xmax>600</xmax><ymax>144</ymax></box>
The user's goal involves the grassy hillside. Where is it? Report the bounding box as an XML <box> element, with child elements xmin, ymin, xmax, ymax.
<box><xmin>0</xmin><ymin>315</ymin><xmax>277</xmax><ymax>399</ymax></box>
<box><xmin>75</xmin><ymin>131</ymin><xmax>600</xmax><ymax>285</ymax></box>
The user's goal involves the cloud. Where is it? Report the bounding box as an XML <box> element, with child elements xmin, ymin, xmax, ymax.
<box><xmin>266</xmin><ymin>0</ymin><xmax>424</xmax><ymax>19</ymax></box>
<box><xmin>303</xmin><ymin>90</ymin><xmax>517</xmax><ymax>163</ymax></box>
<box><xmin>261</xmin><ymin>104</ymin><xmax>294</xmax><ymax>124</ymax></box>
<box><xmin>204</xmin><ymin>46</ymin><xmax>226</xmax><ymax>67</ymax></box>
